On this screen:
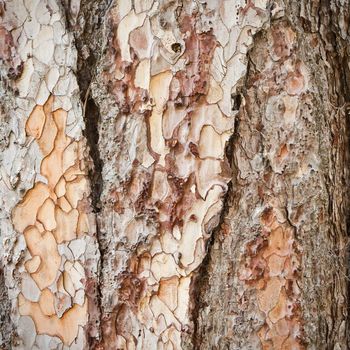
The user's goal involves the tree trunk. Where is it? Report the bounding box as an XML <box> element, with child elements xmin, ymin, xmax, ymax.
<box><xmin>0</xmin><ymin>0</ymin><xmax>349</xmax><ymax>349</ymax></box>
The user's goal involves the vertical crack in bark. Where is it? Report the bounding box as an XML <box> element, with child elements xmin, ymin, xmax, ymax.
<box><xmin>190</xmin><ymin>180</ymin><xmax>234</xmax><ymax>350</ymax></box>
<box><xmin>69</xmin><ymin>0</ymin><xmax>111</xmax><ymax>212</ymax></box>
<box><xmin>68</xmin><ymin>1</ymin><xmax>113</xmax><ymax>345</ymax></box>
<box><xmin>190</xmin><ymin>108</ymin><xmax>241</xmax><ymax>349</ymax></box>
<box><xmin>188</xmin><ymin>25</ymin><xmax>262</xmax><ymax>348</ymax></box>
<box><xmin>81</xmin><ymin>93</ymin><xmax>103</xmax><ymax>347</ymax></box>
<box><xmin>82</xmin><ymin>94</ymin><xmax>103</xmax><ymax>214</ymax></box>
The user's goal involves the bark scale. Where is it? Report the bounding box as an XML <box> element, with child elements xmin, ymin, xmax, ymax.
<box><xmin>0</xmin><ymin>0</ymin><xmax>349</xmax><ymax>349</ymax></box>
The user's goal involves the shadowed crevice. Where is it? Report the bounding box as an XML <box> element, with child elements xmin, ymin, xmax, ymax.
<box><xmin>83</xmin><ymin>94</ymin><xmax>103</xmax><ymax>214</ymax></box>
<box><xmin>68</xmin><ymin>0</ymin><xmax>114</xmax><ymax>345</ymax></box>
<box><xmin>188</xmin><ymin>112</ymin><xmax>239</xmax><ymax>349</ymax></box>
<box><xmin>187</xmin><ymin>22</ymin><xmax>263</xmax><ymax>348</ymax></box>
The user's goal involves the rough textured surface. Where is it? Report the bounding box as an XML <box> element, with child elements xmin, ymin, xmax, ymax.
<box><xmin>0</xmin><ymin>0</ymin><xmax>349</xmax><ymax>349</ymax></box>
<box><xmin>85</xmin><ymin>1</ymin><xmax>271</xmax><ymax>348</ymax></box>
<box><xmin>0</xmin><ymin>1</ymin><xmax>99</xmax><ymax>348</ymax></box>
<box><xmin>193</xmin><ymin>2</ymin><xmax>350</xmax><ymax>349</ymax></box>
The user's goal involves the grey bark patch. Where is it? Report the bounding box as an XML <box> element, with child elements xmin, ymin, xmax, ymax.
<box><xmin>0</xmin><ymin>265</ymin><xmax>12</xmax><ymax>349</ymax></box>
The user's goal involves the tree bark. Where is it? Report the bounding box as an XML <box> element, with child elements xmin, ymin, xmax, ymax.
<box><xmin>0</xmin><ymin>0</ymin><xmax>349</xmax><ymax>349</ymax></box>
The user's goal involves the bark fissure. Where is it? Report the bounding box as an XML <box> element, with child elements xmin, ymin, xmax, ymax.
<box><xmin>82</xmin><ymin>94</ymin><xmax>103</xmax><ymax>213</ymax></box>
<box><xmin>190</xmin><ymin>135</ymin><xmax>236</xmax><ymax>349</ymax></box>
<box><xmin>72</xmin><ymin>5</ymin><xmax>111</xmax><ymax>348</ymax></box>
<box><xmin>81</xmin><ymin>92</ymin><xmax>104</xmax><ymax>347</ymax></box>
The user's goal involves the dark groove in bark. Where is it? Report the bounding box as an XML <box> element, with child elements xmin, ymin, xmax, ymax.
<box><xmin>189</xmin><ymin>118</ymin><xmax>238</xmax><ymax>349</ymax></box>
<box><xmin>81</xmin><ymin>92</ymin><xmax>104</xmax><ymax>348</ymax></box>
<box><xmin>188</xmin><ymin>26</ymin><xmax>263</xmax><ymax>347</ymax></box>
<box><xmin>76</xmin><ymin>67</ymin><xmax>104</xmax><ymax>349</ymax></box>
<box><xmin>72</xmin><ymin>0</ymin><xmax>112</xmax><ymax>212</ymax></box>
<box><xmin>68</xmin><ymin>1</ymin><xmax>113</xmax><ymax>346</ymax></box>
<box><xmin>83</xmin><ymin>94</ymin><xmax>103</xmax><ymax>213</ymax></box>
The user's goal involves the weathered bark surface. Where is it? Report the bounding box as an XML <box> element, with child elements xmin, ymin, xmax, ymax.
<box><xmin>193</xmin><ymin>4</ymin><xmax>350</xmax><ymax>348</ymax></box>
<box><xmin>0</xmin><ymin>1</ymin><xmax>100</xmax><ymax>348</ymax></box>
<box><xmin>0</xmin><ymin>0</ymin><xmax>349</xmax><ymax>349</ymax></box>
